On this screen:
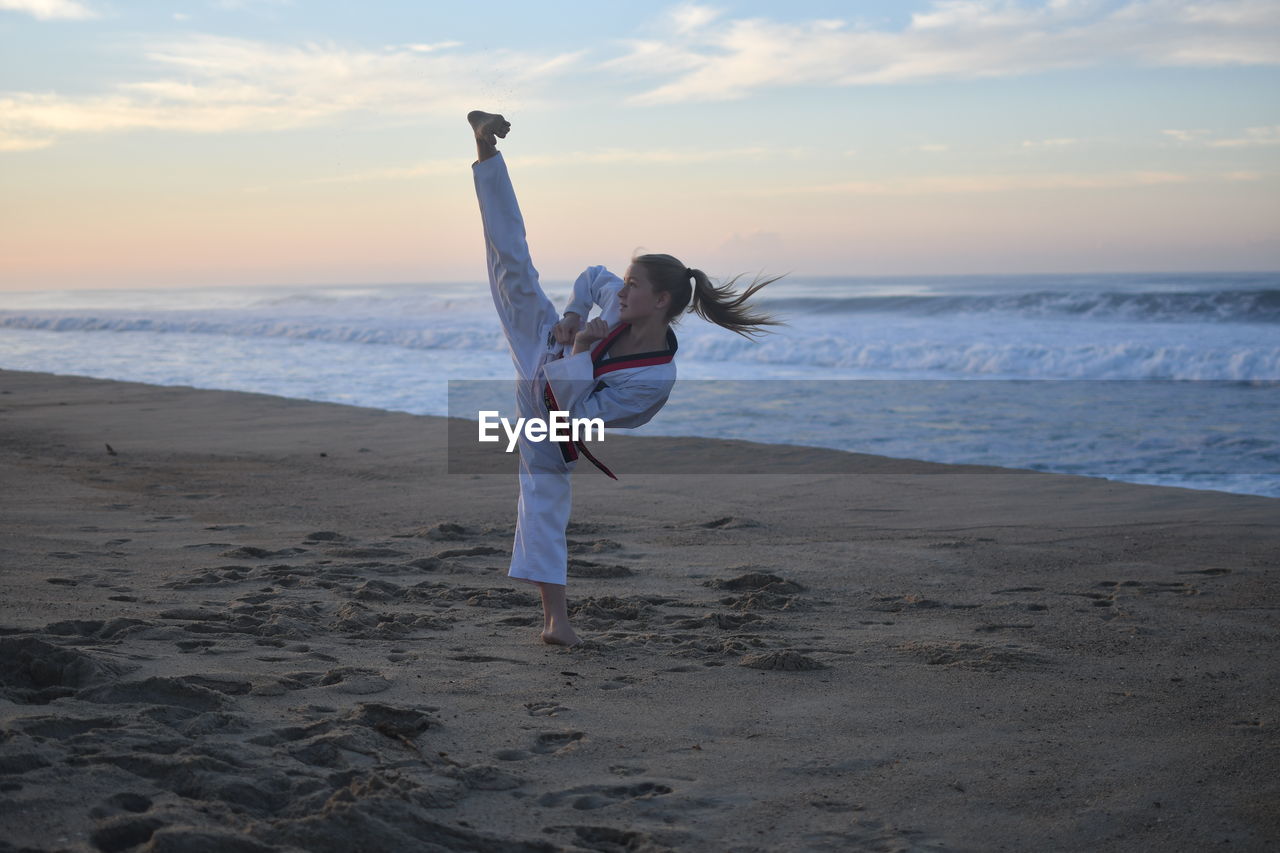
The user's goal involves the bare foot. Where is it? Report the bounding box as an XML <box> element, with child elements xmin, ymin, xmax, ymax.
<box><xmin>541</xmin><ymin>624</ymin><xmax>580</xmax><ymax>647</ymax></box>
<box><xmin>468</xmin><ymin>110</ymin><xmax>510</xmax><ymax>143</ymax></box>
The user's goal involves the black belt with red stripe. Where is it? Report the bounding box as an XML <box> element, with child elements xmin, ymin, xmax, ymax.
<box><xmin>542</xmin><ymin>322</ymin><xmax>677</xmax><ymax>479</ymax></box>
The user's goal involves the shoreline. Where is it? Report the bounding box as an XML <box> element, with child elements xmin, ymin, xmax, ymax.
<box><xmin>1</xmin><ymin>368</ymin><xmax>1276</xmax><ymax>851</ymax></box>
<box><xmin>7</xmin><ymin>366</ymin><xmax>1277</xmax><ymax>498</ymax></box>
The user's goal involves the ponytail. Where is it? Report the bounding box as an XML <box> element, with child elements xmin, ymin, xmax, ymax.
<box><xmin>632</xmin><ymin>252</ymin><xmax>785</xmax><ymax>340</ymax></box>
<box><xmin>687</xmin><ymin>268</ymin><xmax>785</xmax><ymax>339</ymax></box>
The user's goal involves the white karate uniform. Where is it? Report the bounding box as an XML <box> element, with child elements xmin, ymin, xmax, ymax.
<box><xmin>472</xmin><ymin>152</ymin><xmax>678</xmax><ymax>587</ymax></box>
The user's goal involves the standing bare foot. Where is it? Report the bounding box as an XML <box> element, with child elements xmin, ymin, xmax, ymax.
<box><xmin>534</xmin><ymin>580</ymin><xmax>578</xmax><ymax>646</ymax></box>
<box><xmin>468</xmin><ymin>110</ymin><xmax>510</xmax><ymax>161</ymax></box>
<box><xmin>541</xmin><ymin>623</ymin><xmax>580</xmax><ymax>647</ymax></box>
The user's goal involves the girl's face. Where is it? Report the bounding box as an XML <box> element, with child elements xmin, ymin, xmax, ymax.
<box><xmin>619</xmin><ymin>263</ymin><xmax>669</xmax><ymax>324</ymax></box>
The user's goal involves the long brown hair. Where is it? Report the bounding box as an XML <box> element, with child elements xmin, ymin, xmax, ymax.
<box><xmin>632</xmin><ymin>252</ymin><xmax>785</xmax><ymax>339</ymax></box>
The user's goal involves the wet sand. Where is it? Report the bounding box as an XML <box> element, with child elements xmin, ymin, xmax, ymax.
<box><xmin>1</xmin><ymin>368</ymin><xmax>1277</xmax><ymax>852</ymax></box>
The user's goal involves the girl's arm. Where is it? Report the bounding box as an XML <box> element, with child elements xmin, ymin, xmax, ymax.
<box><xmin>542</xmin><ymin>362</ymin><xmax>673</xmax><ymax>430</ymax></box>
<box><xmin>564</xmin><ymin>265</ymin><xmax>623</xmax><ymax>325</ymax></box>
<box><xmin>552</xmin><ymin>266</ymin><xmax>624</xmax><ymax>350</ymax></box>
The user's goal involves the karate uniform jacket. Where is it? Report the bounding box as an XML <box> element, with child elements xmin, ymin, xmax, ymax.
<box><xmin>540</xmin><ymin>265</ymin><xmax>678</xmax><ymax>441</ymax></box>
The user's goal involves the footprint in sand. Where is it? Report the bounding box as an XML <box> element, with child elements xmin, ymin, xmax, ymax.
<box><xmin>449</xmin><ymin>654</ymin><xmax>525</xmax><ymax>664</ymax></box>
<box><xmin>318</xmin><ymin>666</ymin><xmax>391</xmax><ymax>695</ymax></box>
<box><xmin>89</xmin><ymin>815</ymin><xmax>166</xmax><ymax>853</ymax></box>
<box><xmin>447</xmin><ymin>764</ymin><xmax>523</xmax><ymax>791</ymax></box>
<box><xmin>496</xmin><ymin>614</ymin><xmax>539</xmax><ymax>627</ymax></box>
<box><xmin>494</xmin><ymin>730</ymin><xmax>585</xmax><ymax>761</ymax></box>
<box><xmin>537</xmin><ymin>781</ymin><xmax>673</xmax><ymax>810</ymax></box>
<box><xmin>809</xmin><ymin>798</ymin><xmax>865</xmax><ymax>813</ymax></box>
<box><xmin>218</xmin><ymin>546</ymin><xmax>308</xmax><ymax>559</ymax></box>
<box><xmin>303</xmin><ymin>530</ymin><xmax>348</xmax><ymax>542</ymax></box>
<box><xmin>414</xmin><ymin>522</ymin><xmax>470</xmax><ymax>541</ymax></box>
<box><xmin>525</xmin><ymin>701</ymin><xmax>569</xmax><ymax>717</ymax></box>
<box><xmin>703</xmin><ymin>612</ymin><xmax>763</xmax><ymax>630</ymax></box>
<box><xmin>1230</xmin><ymin>718</ymin><xmax>1264</xmax><ymax>728</ymax></box>
<box><xmin>803</xmin><ymin>816</ymin><xmax>947</xmax><ymax>852</ymax></box>
<box><xmin>78</xmin><ymin>676</ymin><xmax>231</xmax><ymax>713</ymax></box>
<box><xmin>325</xmin><ymin>546</ymin><xmax>407</xmax><ymax>559</ymax></box>
<box><xmin>88</xmin><ymin>791</ymin><xmax>153</xmax><ymax>819</ymax></box>
<box><xmin>698</xmin><ymin>516</ymin><xmax>761</xmax><ymax>529</ymax></box>
<box><xmin>164</xmin><ymin>566</ymin><xmax>253</xmax><ymax>589</ymax></box>
<box><xmin>0</xmin><ymin>637</ymin><xmax>138</xmax><ymax>704</ymax></box>
<box><xmin>464</xmin><ymin>588</ymin><xmax>537</xmax><ymax>609</ymax></box>
<box><xmin>177</xmin><ymin>674</ymin><xmax>252</xmax><ymax>696</ymax></box>
<box><xmin>705</xmin><ymin>572</ymin><xmax>804</xmax><ymax>603</ymax></box>
<box><xmin>532</xmin><ymin>730</ymin><xmax>586</xmax><ymax>755</ymax></box>
<box><xmin>1144</xmin><ymin>581</ymin><xmax>1201</xmax><ymax>596</ymax></box>
<box><xmin>567</xmin><ymin>538</ymin><xmax>623</xmax><ymax>555</ymax></box>
<box><xmin>568</xmin><ymin>558</ymin><xmax>633</xmax><ymax>578</ymax></box>
<box><xmin>572</xmin><ymin>596</ymin><xmax>651</xmax><ymax>626</ymax></box>
<box><xmin>435</xmin><ymin>546</ymin><xmax>504</xmax><ymax>559</ymax></box>
<box><xmin>869</xmin><ymin>594</ymin><xmax>946</xmax><ymax>612</ymax></box>
<box><xmin>895</xmin><ymin>640</ymin><xmax>1052</xmax><ymax>671</ymax></box>
<box><xmin>554</xmin><ymin>826</ymin><xmax>690</xmax><ymax>852</ymax></box>
<box><xmin>740</xmin><ymin>650</ymin><xmax>826</xmax><ymax>671</ymax></box>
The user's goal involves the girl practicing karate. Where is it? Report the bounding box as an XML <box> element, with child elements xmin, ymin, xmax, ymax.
<box><xmin>469</xmin><ymin>110</ymin><xmax>781</xmax><ymax>646</ymax></box>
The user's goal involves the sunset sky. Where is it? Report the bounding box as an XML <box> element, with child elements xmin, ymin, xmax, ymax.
<box><xmin>1</xmin><ymin>0</ymin><xmax>1278</xmax><ymax>291</ymax></box>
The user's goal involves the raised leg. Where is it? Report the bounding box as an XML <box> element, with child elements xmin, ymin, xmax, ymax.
<box><xmin>470</xmin><ymin>115</ymin><xmax>560</xmax><ymax>382</ymax></box>
<box><xmin>470</xmin><ymin>111</ymin><xmax>578</xmax><ymax>644</ymax></box>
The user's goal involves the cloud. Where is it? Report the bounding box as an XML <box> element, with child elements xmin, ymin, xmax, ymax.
<box><xmin>1162</xmin><ymin>125</ymin><xmax>1280</xmax><ymax>147</ymax></box>
<box><xmin>1207</xmin><ymin>125</ymin><xmax>1280</xmax><ymax>147</ymax></box>
<box><xmin>1022</xmin><ymin>137</ymin><xmax>1078</xmax><ymax>148</ymax></box>
<box><xmin>669</xmin><ymin>2</ymin><xmax>722</xmax><ymax>35</ymax></box>
<box><xmin>0</xmin><ymin>0</ymin><xmax>96</xmax><ymax>20</ymax></box>
<box><xmin>400</xmin><ymin>41</ymin><xmax>463</xmax><ymax>53</ymax></box>
<box><xmin>213</xmin><ymin>0</ymin><xmax>293</xmax><ymax>10</ymax></box>
<box><xmin>1161</xmin><ymin>128</ymin><xmax>1211</xmax><ymax>142</ymax></box>
<box><xmin>0</xmin><ymin>35</ymin><xmax>583</xmax><ymax>149</ymax></box>
<box><xmin>0</xmin><ymin>130</ymin><xmax>54</xmax><ymax>151</ymax></box>
<box><xmin>305</xmin><ymin>146</ymin><xmax>780</xmax><ymax>185</ymax></box>
<box><xmin>748</xmin><ymin>170</ymin><xmax>1192</xmax><ymax>196</ymax></box>
<box><xmin>605</xmin><ymin>1</ymin><xmax>1280</xmax><ymax>104</ymax></box>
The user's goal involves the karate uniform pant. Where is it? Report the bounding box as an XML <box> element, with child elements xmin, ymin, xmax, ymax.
<box><xmin>473</xmin><ymin>153</ymin><xmax>576</xmax><ymax>587</ymax></box>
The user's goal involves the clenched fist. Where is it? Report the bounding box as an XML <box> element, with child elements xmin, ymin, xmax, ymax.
<box><xmin>551</xmin><ymin>312</ymin><xmax>581</xmax><ymax>347</ymax></box>
<box><xmin>572</xmin><ymin>317</ymin><xmax>611</xmax><ymax>355</ymax></box>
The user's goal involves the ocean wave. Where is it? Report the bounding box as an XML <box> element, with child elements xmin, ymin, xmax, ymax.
<box><xmin>3</xmin><ymin>310</ymin><xmax>1276</xmax><ymax>380</ymax></box>
<box><xmin>760</xmin><ymin>288</ymin><xmax>1280</xmax><ymax>323</ymax></box>
<box><xmin>0</xmin><ymin>313</ymin><xmax>508</xmax><ymax>353</ymax></box>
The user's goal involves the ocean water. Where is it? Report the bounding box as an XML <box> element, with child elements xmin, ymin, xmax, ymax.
<box><xmin>1</xmin><ymin>272</ymin><xmax>1277</xmax><ymax>496</ymax></box>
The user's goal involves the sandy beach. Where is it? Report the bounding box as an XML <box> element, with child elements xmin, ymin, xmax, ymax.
<box><xmin>1</xmin><ymin>367</ymin><xmax>1276</xmax><ymax>852</ymax></box>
